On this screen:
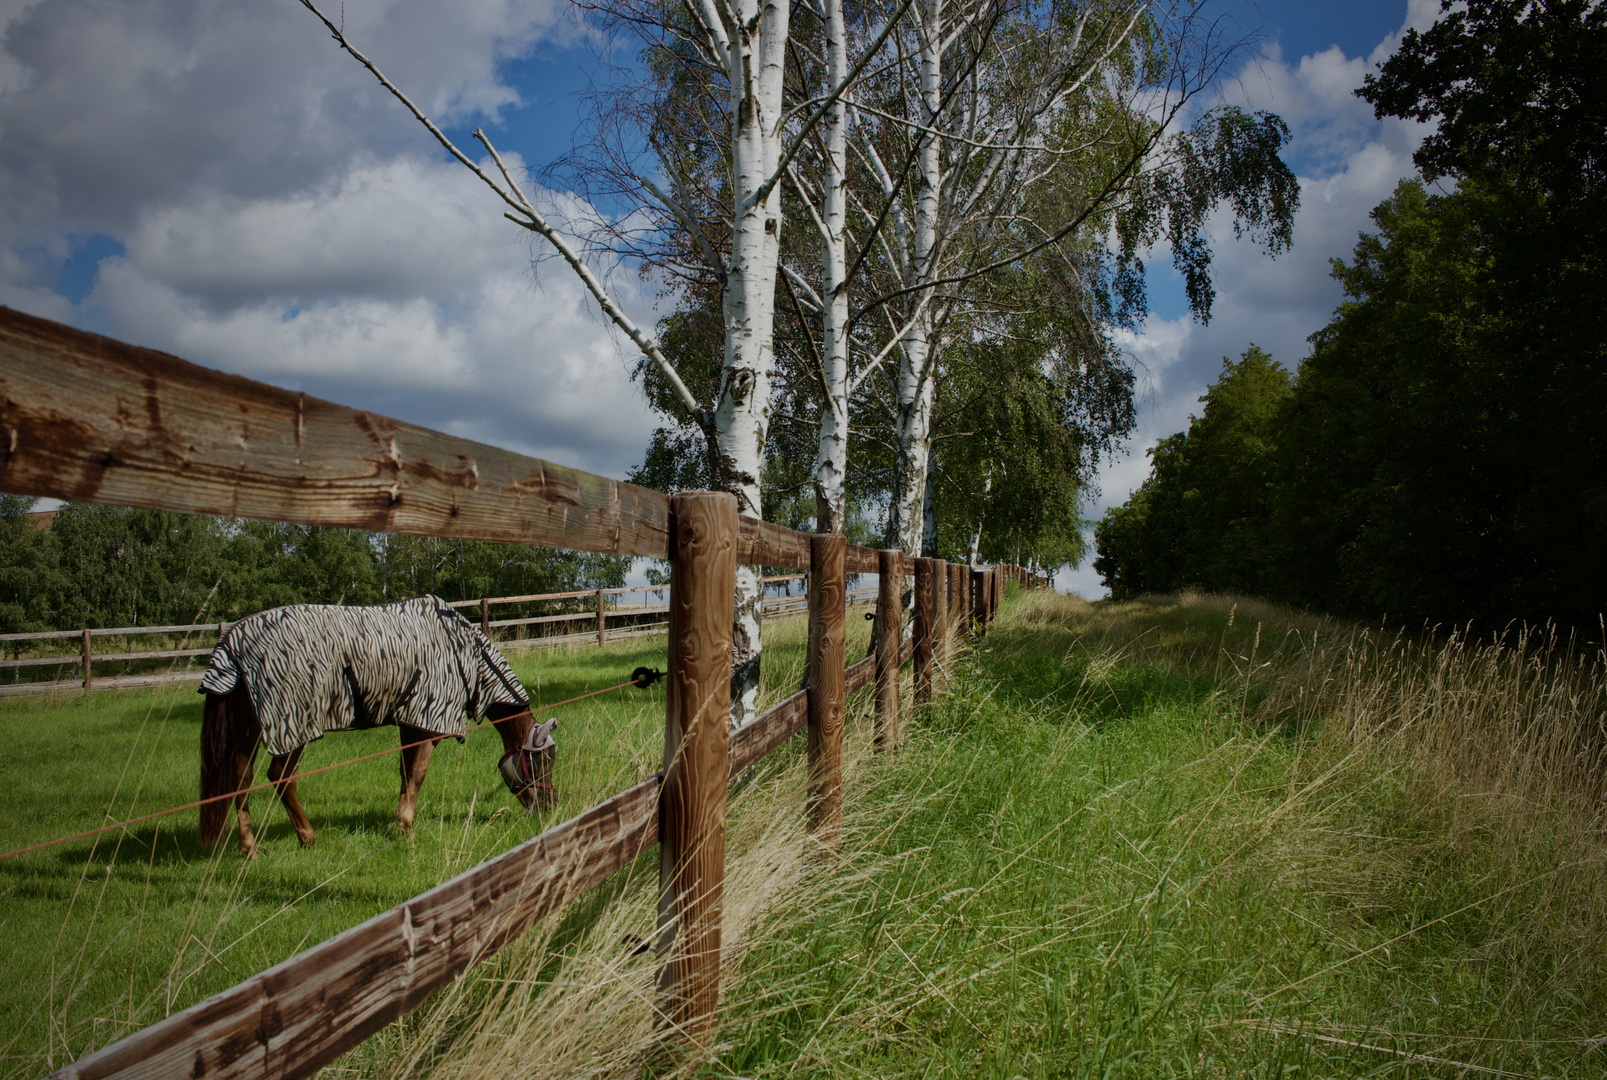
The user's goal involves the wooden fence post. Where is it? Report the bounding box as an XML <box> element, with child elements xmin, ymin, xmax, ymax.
<box><xmin>932</xmin><ymin>558</ymin><xmax>948</xmax><ymax>694</ymax></box>
<box><xmin>597</xmin><ymin>587</ymin><xmax>607</xmax><ymax>647</ymax></box>
<box><xmin>913</xmin><ymin>557</ymin><xmax>934</xmax><ymax>705</ymax></box>
<box><xmin>657</xmin><ymin>491</ymin><xmax>735</xmax><ymax>1051</ymax></box>
<box><xmin>875</xmin><ymin>549</ymin><xmax>901</xmax><ymax>752</ymax></box>
<box><xmin>480</xmin><ymin>598</ymin><xmax>489</xmax><ymax>636</ymax></box>
<box><xmin>971</xmin><ymin>568</ymin><xmax>985</xmax><ymax>635</ymax></box>
<box><xmin>807</xmin><ymin>534</ymin><xmax>845</xmax><ymax>838</ymax></box>
<box><xmin>945</xmin><ymin>563</ymin><xmax>957</xmax><ymax>647</ymax></box>
<box><xmin>81</xmin><ymin>627</ymin><xmax>92</xmax><ymax>691</ymax></box>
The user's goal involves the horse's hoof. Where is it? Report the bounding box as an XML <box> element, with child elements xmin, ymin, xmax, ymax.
<box><xmin>241</xmin><ymin>846</ymin><xmax>260</xmax><ymax>861</ymax></box>
<box><xmin>298</xmin><ymin>833</ymin><xmax>317</xmax><ymax>849</ymax></box>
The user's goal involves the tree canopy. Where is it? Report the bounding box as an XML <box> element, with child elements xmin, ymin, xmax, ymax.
<box><xmin>0</xmin><ymin>500</ymin><xmax>626</xmax><ymax>634</ymax></box>
<box><xmin>1095</xmin><ymin>1</ymin><xmax>1607</xmax><ymax>629</ymax></box>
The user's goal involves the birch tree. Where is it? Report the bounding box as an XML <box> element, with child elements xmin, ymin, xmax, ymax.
<box><xmin>299</xmin><ymin>0</ymin><xmax>904</xmax><ymax>725</ymax></box>
<box><xmin>852</xmin><ymin>0</ymin><xmax>1299</xmax><ymax>555</ymax></box>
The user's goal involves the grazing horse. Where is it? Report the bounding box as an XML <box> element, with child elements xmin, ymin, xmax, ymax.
<box><xmin>197</xmin><ymin>595</ymin><xmax>557</xmax><ymax>858</ymax></box>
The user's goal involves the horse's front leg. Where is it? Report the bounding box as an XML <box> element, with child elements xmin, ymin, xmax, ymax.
<box><xmin>267</xmin><ymin>747</ymin><xmax>316</xmax><ymax>848</ymax></box>
<box><xmin>397</xmin><ymin>725</ymin><xmax>438</xmax><ymax>836</ymax></box>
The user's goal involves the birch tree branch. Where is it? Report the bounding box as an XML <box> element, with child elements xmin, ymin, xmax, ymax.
<box><xmin>295</xmin><ymin>0</ymin><xmax>706</xmax><ymax>421</ymax></box>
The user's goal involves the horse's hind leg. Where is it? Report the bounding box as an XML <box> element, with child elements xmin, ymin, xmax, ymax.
<box><xmin>234</xmin><ymin>745</ymin><xmax>260</xmax><ymax>859</ymax></box>
<box><xmin>397</xmin><ymin>725</ymin><xmax>438</xmax><ymax>836</ymax></box>
<box><xmin>268</xmin><ymin>747</ymin><xmax>316</xmax><ymax>847</ymax></box>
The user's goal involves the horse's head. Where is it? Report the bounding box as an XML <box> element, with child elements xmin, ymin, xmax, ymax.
<box><xmin>498</xmin><ymin>718</ymin><xmax>558</xmax><ymax>812</ymax></box>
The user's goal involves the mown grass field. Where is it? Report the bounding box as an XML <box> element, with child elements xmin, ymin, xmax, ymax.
<box><xmin>0</xmin><ymin>607</ymin><xmax>868</xmax><ymax>1079</ymax></box>
<box><xmin>7</xmin><ymin>588</ymin><xmax>1605</xmax><ymax>1078</ymax></box>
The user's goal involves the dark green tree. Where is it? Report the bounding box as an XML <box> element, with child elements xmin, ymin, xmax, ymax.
<box><xmin>0</xmin><ymin>496</ymin><xmax>60</xmax><ymax>633</ymax></box>
<box><xmin>1093</xmin><ymin>346</ymin><xmax>1291</xmax><ymax>597</ymax></box>
<box><xmin>1269</xmin><ymin>177</ymin><xmax>1607</xmax><ymax>627</ymax></box>
<box><xmin>222</xmin><ymin>522</ymin><xmax>385</xmax><ymax>612</ymax></box>
<box><xmin>46</xmin><ymin>505</ymin><xmax>231</xmax><ymax>628</ymax></box>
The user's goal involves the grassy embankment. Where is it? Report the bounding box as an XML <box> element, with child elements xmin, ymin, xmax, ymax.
<box><xmin>0</xmin><ymin>608</ymin><xmax>860</xmax><ymax>1079</ymax></box>
<box><xmin>339</xmin><ymin>587</ymin><xmax>1607</xmax><ymax>1079</ymax></box>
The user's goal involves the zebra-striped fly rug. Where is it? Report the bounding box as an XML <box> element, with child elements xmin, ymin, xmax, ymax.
<box><xmin>199</xmin><ymin>595</ymin><xmax>529</xmax><ymax>756</ymax></box>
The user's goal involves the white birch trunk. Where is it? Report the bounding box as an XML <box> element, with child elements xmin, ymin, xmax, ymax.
<box><xmin>888</xmin><ymin>0</ymin><xmax>944</xmax><ymax>556</ymax></box>
<box><xmin>967</xmin><ymin>465</ymin><xmax>992</xmax><ymax>563</ymax></box>
<box><xmin>716</xmin><ymin>0</ymin><xmax>790</xmax><ymax>726</ymax></box>
<box><xmin>812</xmin><ymin>0</ymin><xmax>852</xmax><ymax>535</ymax></box>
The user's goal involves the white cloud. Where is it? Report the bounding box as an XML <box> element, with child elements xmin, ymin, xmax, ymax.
<box><xmin>1069</xmin><ymin>5</ymin><xmax>1438</xmax><ymax>597</ymax></box>
<box><xmin>86</xmin><ymin>153</ymin><xmax>660</xmax><ymax>476</ymax></box>
<box><xmin>0</xmin><ymin>0</ymin><xmax>568</xmax><ymax>241</ymax></box>
<box><xmin>0</xmin><ymin>0</ymin><xmax>659</xmax><ymax>482</ymax></box>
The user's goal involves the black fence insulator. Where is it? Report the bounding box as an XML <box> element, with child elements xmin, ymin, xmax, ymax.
<box><xmin>631</xmin><ymin>666</ymin><xmax>665</xmax><ymax>689</ymax></box>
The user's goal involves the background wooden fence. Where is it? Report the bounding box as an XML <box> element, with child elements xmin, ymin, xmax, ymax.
<box><xmin>0</xmin><ymin>576</ymin><xmax>874</xmax><ymax>696</ymax></box>
<box><xmin>0</xmin><ymin>306</ymin><xmax>1047</xmax><ymax>1078</ymax></box>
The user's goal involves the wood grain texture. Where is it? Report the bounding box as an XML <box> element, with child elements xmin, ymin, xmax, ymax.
<box><xmin>0</xmin><ymin>307</ymin><xmax>670</xmax><ymax>558</ymax></box>
<box><xmin>735</xmin><ymin>516</ymin><xmax>811</xmax><ymax>570</ymax></box>
<box><xmin>52</xmin><ymin>776</ymin><xmax>660</xmax><ymax>1080</ymax></box>
<box><xmin>844</xmin><ymin>654</ymin><xmax>875</xmax><ymax>697</ymax></box>
<box><xmin>657</xmin><ymin>492</ymin><xmax>734</xmax><ymax>1048</ymax></box>
<box><xmin>932</xmin><ymin>559</ymin><xmax>949</xmax><ymax>692</ymax></box>
<box><xmin>806</xmin><ymin>534</ymin><xmax>846</xmax><ymax>837</ymax></box>
<box><xmin>727</xmin><ymin>688</ymin><xmax>808</xmax><ymax>779</ymax></box>
<box><xmin>843</xmin><ymin>544</ymin><xmax>879</xmax><ymax>576</ymax></box>
<box><xmin>947</xmin><ymin>566</ymin><xmax>957</xmax><ymax>651</ymax></box>
<box><xmin>913</xmin><ymin>557</ymin><xmax>934</xmax><ymax>706</ymax></box>
<box><xmin>943</xmin><ymin>565</ymin><xmax>954</xmax><ymax>657</ymax></box>
<box><xmin>971</xmin><ymin>568</ymin><xmax>986</xmax><ymax>634</ymax></box>
<box><xmin>875</xmin><ymin>550</ymin><xmax>901</xmax><ymax>753</ymax></box>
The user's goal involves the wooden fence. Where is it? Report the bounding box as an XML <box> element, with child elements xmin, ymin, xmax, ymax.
<box><xmin>0</xmin><ymin>306</ymin><xmax>1048</xmax><ymax>1078</ymax></box>
<box><xmin>0</xmin><ymin>576</ymin><xmax>863</xmax><ymax>696</ymax></box>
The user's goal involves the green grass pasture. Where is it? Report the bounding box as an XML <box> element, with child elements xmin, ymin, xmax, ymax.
<box><xmin>0</xmin><ymin>607</ymin><xmax>871</xmax><ymax>1079</ymax></box>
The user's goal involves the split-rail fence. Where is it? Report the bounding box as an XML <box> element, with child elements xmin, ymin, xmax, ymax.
<box><xmin>0</xmin><ymin>576</ymin><xmax>867</xmax><ymax>696</ymax></box>
<box><xmin>0</xmin><ymin>306</ymin><xmax>1047</xmax><ymax>1078</ymax></box>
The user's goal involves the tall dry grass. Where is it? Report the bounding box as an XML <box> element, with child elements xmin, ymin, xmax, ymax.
<box><xmin>339</xmin><ymin>589</ymin><xmax>1607</xmax><ymax>1077</ymax></box>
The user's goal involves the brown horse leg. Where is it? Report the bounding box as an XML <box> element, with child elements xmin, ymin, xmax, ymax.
<box><xmin>397</xmin><ymin>725</ymin><xmax>438</xmax><ymax>836</ymax></box>
<box><xmin>268</xmin><ymin>747</ymin><xmax>317</xmax><ymax>847</ymax></box>
<box><xmin>234</xmin><ymin>745</ymin><xmax>260</xmax><ymax>859</ymax></box>
<box><xmin>489</xmin><ymin>704</ymin><xmax>537</xmax><ymax>810</ymax></box>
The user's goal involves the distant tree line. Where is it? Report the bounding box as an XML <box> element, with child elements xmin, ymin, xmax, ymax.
<box><xmin>0</xmin><ymin>497</ymin><xmax>627</xmax><ymax>634</ymax></box>
<box><xmin>1095</xmin><ymin>1</ymin><xmax>1606</xmax><ymax>630</ymax></box>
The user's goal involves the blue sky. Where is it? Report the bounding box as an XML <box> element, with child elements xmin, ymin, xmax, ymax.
<box><xmin>1</xmin><ymin>0</ymin><xmax>1437</xmax><ymax>591</ymax></box>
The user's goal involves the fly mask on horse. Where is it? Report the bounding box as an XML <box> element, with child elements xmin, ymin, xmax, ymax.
<box><xmin>197</xmin><ymin>595</ymin><xmax>557</xmax><ymax>858</ymax></box>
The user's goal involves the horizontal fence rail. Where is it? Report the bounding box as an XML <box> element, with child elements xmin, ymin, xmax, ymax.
<box><xmin>0</xmin><ymin>585</ymin><xmax>881</xmax><ymax>696</ymax></box>
<box><xmin>0</xmin><ymin>307</ymin><xmax>1051</xmax><ymax>1077</ymax></box>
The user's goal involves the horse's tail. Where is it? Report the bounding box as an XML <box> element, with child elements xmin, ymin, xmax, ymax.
<box><xmin>199</xmin><ymin>686</ymin><xmax>248</xmax><ymax>846</ymax></box>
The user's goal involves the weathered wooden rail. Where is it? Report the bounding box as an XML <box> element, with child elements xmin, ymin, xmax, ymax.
<box><xmin>0</xmin><ymin>306</ymin><xmax>1044</xmax><ymax>1077</ymax></box>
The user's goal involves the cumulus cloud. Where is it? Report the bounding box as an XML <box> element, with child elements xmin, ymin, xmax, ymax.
<box><xmin>0</xmin><ymin>0</ymin><xmax>658</xmax><ymax>482</ymax></box>
<box><xmin>1063</xmin><ymin>3</ymin><xmax>1438</xmax><ymax>598</ymax></box>
<box><xmin>0</xmin><ymin>0</ymin><xmax>567</xmax><ymax>240</ymax></box>
<box><xmin>89</xmin><ymin>153</ymin><xmax>661</xmax><ymax>475</ymax></box>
